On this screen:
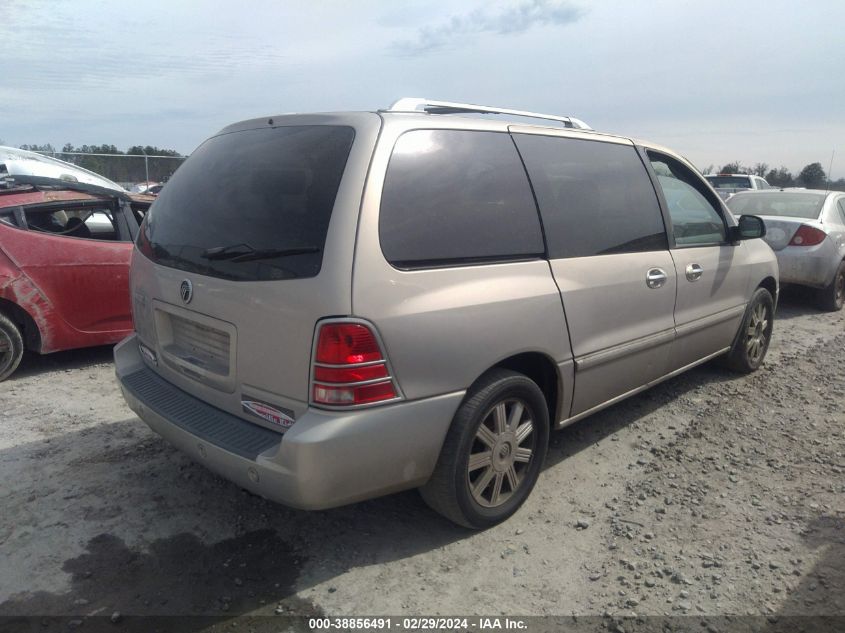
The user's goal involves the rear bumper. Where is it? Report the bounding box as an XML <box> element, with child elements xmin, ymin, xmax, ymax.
<box><xmin>115</xmin><ymin>334</ymin><xmax>463</xmax><ymax>510</ymax></box>
<box><xmin>774</xmin><ymin>242</ymin><xmax>840</xmax><ymax>288</ymax></box>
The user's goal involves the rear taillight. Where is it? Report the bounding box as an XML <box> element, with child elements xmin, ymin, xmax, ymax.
<box><xmin>311</xmin><ymin>322</ymin><xmax>399</xmax><ymax>407</ymax></box>
<box><xmin>789</xmin><ymin>225</ymin><xmax>827</xmax><ymax>246</ymax></box>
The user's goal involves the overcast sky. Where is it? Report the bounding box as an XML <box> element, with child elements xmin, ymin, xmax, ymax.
<box><xmin>2</xmin><ymin>0</ymin><xmax>844</xmax><ymax>177</ymax></box>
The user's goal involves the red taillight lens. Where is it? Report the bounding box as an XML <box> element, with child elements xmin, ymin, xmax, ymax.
<box><xmin>789</xmin><ymin>225</ymin><xmax>827</xmax><ymax>246</ymax></box>
<box><xmin>315</xmin><ymin>323</ymin><xmax>382</xmax><ymax>364</ymax></box>
<box><xmin>312</xmin><ymin>321</ymin><xmax>399</xmax><ymax>406</ymax></box>
<box><xmin>314</xmin><ymin>363</ymin><xmax>389</xmax><ymax>383</ymax></box>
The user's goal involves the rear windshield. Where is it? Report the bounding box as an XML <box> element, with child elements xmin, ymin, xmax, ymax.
<box><xmin>138</xmin><ymin>125</ymin><xmax>355</xmax><ymax>281</ymax></box>
<box><xmin>727</xmin><ymin>192</ymin><xmax>826</xmax><ymax>219</ymax></box>
<box><xmin>705</xmin><ymin>175</ymin><xmax>752</xmax><ymax>189</ymax></box>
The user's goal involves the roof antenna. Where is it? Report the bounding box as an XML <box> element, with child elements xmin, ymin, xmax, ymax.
<box><xmin>825</xmin><ymin>149</ymin><xmax>835</xmax><ymax>195</ymax></box>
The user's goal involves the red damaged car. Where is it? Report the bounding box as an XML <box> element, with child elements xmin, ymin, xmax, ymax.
<box><xmin>0</xmin><ymin>149</ymin><xmax>153</xmax><ymax>380</ymax></box>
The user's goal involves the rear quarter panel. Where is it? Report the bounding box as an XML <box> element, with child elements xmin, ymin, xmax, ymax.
<box><xmin>0</xmin><ymin>244</ymin><xmax>19</xmax><ymax>285</ymax></box>
<box><xmin>0</xmin><ymin>222</ymin><xmax>132</xmax><ymax>353</ymax></box>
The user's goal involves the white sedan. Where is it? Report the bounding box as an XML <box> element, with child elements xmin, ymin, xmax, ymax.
<box><xmin>727</xmin><ymin>189</ymin><xmax>845</xmax><ymax>311</ymax></box>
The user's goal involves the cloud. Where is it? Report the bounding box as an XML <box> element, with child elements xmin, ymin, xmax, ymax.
<box><xmin>392</xmin><ymin>0</ymin><xmax>586</xmax><ymax>56</ymax></box>
<box><xmin>0</xmin><ymin>2</ymin><xmax>287</xmax><ymax>94</ymax></box>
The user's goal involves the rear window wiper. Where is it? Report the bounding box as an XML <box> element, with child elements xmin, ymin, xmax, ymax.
<box><xmin>201</xmin><ymin>243</ymin><xmax>320</xmax><ymax>262</ymax></box>
<box><xmin>201</xmin><ymin>242</ymin><xmax>253</xmax><ymax>259</ymax></box>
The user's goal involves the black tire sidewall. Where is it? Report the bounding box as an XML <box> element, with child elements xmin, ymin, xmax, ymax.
<box><xmin>832</xmin><ymin>263</ymin><xmax>845</xmax><ymax>310</ymax></box>
<box><xmin>451</xmin><ymin>374</ymin><xmax>549</xmax><ymax>529</ymax></box>
<box><xmin>0</xmin><ymin>312</ymin><xmax>24</xmax><ymax>381</ymax></box>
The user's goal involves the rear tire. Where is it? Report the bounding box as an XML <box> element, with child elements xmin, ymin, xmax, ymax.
<box><xmin>0</xmin><ymin>312</ymin><xmax>24</xmax><ymax>382</ymax></box>
<box><xmin>420</xmin><ymin>369</ymin><xmax>549</xmax><ymax>529</ymax></box>
<box><xmin>724</xmin><ymin>287</ymin><xmax>774</xmax><ymax>373</ymax></box>
<box><xmin>817</xmin><ymin>261</ymin><xmax>845</xmax><ymax>312</ymax></box>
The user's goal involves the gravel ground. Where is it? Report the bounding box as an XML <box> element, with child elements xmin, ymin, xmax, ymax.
<box><xmin>0</xmin><ymin>288</ymin><xmax>843</xmax><ymax>631</ymax></box>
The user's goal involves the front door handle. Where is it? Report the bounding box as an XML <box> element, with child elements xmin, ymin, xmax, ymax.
<box><xmin>686</xmin><ymin>263</ymin><xmax>704</xmax><ymax>282</ymax></box>
<box><xmin>646</xmin><ymin>268</ymin><xmax>667</xmax><ymax>289</ymax></box>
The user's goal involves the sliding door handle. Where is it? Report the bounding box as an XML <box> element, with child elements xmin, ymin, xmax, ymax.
<box><xmin>646</xmin><ymin>268</ymin><xmax>667</xmax><ymax>289</ymax></box>
<box><xmin>686</xmin><ymin>263</ymin><xmax>703</xmax><ymax>282</ymax></box>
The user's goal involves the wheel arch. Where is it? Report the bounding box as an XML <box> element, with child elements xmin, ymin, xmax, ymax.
<box><xmin>488</xmin><ymin>352</ymin><xmax>561</xmax><ymax>432</ymax></box>
<box><xmin>0</xmin><ymin>297</ymin><xmax>41</xmax><ymax>352</ymax></box>
<box><xmin>758</xmin><ymin>275</ymin><xmax>778</xmax><ymax>309</ymax></box>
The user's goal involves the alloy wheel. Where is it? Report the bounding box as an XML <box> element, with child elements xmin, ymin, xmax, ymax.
<box><xmin>745</xmin><ymin>302</ymin><xmax>770</xmax><ymax>364</ymax></box>
<box><xmin>467</xmin><ymin>398</ymin><xmax>535</xmax><ymax>508</ymax></box>
<box><xmin>0</xmin><ymin>332</ymin><xmax>13</xmax><ymax>377</ymax></box>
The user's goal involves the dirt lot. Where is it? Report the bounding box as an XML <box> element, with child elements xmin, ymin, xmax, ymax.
<box><xmin>1</xmin><ymin>289</ymin><xmax>843</xmax><ymax>631</ymax></box>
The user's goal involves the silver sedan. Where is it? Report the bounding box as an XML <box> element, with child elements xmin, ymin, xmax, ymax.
<box><xmin>727</xmin><ymin>189</ymin><xmax>845</xmax><ymax>311</ymax></box>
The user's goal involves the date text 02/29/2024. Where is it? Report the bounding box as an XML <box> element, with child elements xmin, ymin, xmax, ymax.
<box><xmin>308</xmin><ymin>617</ymin><xmax>528</xmax><ymax>631</ymax></box>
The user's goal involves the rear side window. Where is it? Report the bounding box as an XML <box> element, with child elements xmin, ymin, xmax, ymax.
<box><xmin>513</xmin><ymin>134</ymin><xmax>667</xmax><ymax>258</ymax></box>
<box><xmin>379</xmin><ymin>130</ymin><xmax>544</xmax><ymax>267</ymax></box>
<box><xmin>0</xmin><ymin>207</ymin><xmax>19</xmax><ymax>227</ymax></box>
<box><xmin>139</xmin><ymin>125</ymin><xmax>355</xmax><ymax>281</ymax></box>
<box><xmin>25</xmin><ymin>205</ymin><xmax>119</xmax><ymax>241</ymax></box>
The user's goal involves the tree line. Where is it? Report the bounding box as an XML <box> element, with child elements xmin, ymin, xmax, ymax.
<box><xmin>7</xmin><ymin>141</ymin><xmax>844</xmax><ymax>192</ymax></box>
<box><xmin>15</xmin><ymin>143</ymin><xmax>186</xmax><ymax>185</ymax></box>
<box><xmin>700</xmin><ymin>161</ymin><xmax>844</xmax><ymax>191</ymax></box>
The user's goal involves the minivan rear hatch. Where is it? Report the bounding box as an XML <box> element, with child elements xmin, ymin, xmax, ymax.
<box><xmin>131</xmin><ymin>113</ymin><xmax>381</xmax><ymax>431</ymax></box>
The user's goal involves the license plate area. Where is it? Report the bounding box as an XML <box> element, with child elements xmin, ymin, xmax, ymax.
<box><xmin>153</xmin><ymin>300</ymin><xmax>237</xmax><ymax>393</ymax></box>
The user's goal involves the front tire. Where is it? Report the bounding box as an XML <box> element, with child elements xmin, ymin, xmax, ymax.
<box><xmin>817</xmin><ymin>261</ymin><xmax>845</xmax><ymax>312</ymax></box>
<box><xmin>420</xmin><ymin>369</ymin><xmax>549</xmax><ymax>529</ymax></box>
<box><xmin>724</xmin><ymin>287</ymin><xmax>774</xmax><ymax>373</ymax></box>
<box><xmin>0</xmin><ymin>311</ymin><xmax>24</xmax><ymax>382</ymax></box>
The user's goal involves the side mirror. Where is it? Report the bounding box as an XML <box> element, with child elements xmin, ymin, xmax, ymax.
<box><xmin>731</xmin><ymin>215</ymin><xmax>766</xmax><ymax>242</ymax></box>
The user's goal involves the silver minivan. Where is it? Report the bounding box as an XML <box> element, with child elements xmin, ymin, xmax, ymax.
<box><xmin>115</xmin><ymin>99</ymin><xmax>778</xmax><ymax>528</ymax></box>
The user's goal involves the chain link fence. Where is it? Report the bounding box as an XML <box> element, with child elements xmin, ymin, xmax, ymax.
<box><xmin>36</xmin><ymin>151</ymin><xmax>188</xmax><ymax>190</ymax></box>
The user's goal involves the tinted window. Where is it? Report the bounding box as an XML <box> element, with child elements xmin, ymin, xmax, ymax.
<box><xmin>839</xmin><ymin>199</ymin><xmax>845</xmax><ymax>224</ymax></box>
<box><xmin>139</xmin><ymin>125</ymin><xmax>355</xmax><ymax>281</ymax></box>
<box><xmin>379</xmin><ymin>130</ymin><xmax>544</xmax><ymax>267</ymax></box>
<box><xmin>727</xmin><ymin>192</ymin><xmax>826</xmax><ymax>220</ymax></box>
<box><xmin>514</xmin><ymin>135</ymin><xmax>667</xmax><ymax>258</ymax></box>
<box><xmin>705</xmin><ymin>175</ymin><xmax>752</xmax><ymax>189</ymax></box>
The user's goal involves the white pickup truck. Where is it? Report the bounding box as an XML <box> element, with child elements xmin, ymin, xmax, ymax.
<box><xmin>704</xmin><ymin>173</ymin><xmax>771</xmax><ymax>200</ymax></box>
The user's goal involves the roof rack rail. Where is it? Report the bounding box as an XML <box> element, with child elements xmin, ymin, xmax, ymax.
<box><xmin>385</xmin><ymin>97</ymin><xmax>592</xmax><ymax>130</ymax></box>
